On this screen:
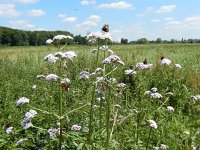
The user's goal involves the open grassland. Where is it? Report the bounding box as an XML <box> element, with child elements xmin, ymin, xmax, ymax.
<box><xmin>0</xmin><ymin>44</ymin><xmax>200</xmax><ymax>149</ymax></box>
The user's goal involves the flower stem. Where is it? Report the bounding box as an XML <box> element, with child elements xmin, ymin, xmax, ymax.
<box><xmin>106</xmin><ymin>85</ymin><xmax>111</xmax><ymax>148</ymax></box>
<box><xmin>146</xmin><ymin>128</ymin><xmax>152</xmax><ymax>150</ymax></box>
<box><xmin>58</xmin><ymin>79</ymin><xmax>63</xmax><ymax>150</ymax></box>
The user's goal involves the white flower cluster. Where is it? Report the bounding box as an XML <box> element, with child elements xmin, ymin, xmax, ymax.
<box><xmin>102</xmin><ymin>54</ymin><xmax>124</xmax><ymax>65</ymax></box>
<box><xmin>16</xmin><ymin>138</ymin><xmax>28</xmax><ymax>146</ymax></box>
<box><xmin>61</xmin><ymin>78</ymin><xmax>70</xmax><ymax>84</ymax></box>
<box><xmin>6</xmin><ymin>126</ymin><xmax>13</xmax><ymax>134</ymax></box>
<box><xmin>44</xmin><ymin>51</ymin><xmax>77</xmax><ymax>63</ymax></box>
<box><xmin>167</xmin><ymin>106</ymin><xmax>174</xmax><ymax>111</ymax></box>
<box><xmin>21</xmin><ymin>109</ymin><xmax>37</xmax><ymax>129</ymax></box>
<box><xmin>117</xmin><ymin>83</ymin><xmax>126</xmax><ymax>88</ymax></box>
<box><xmin>154</xmin><ymin>144</ymin><xmax>167</xmax><ymax>150</ymax></box>
<box><xmin>136</xmin><ymin>62</ymin><xmax>153</xmax><ymax>70</ymax></box>
<box><xmin>150</xmin><ymin>93</ymin><xmax>163</xmax><ymax>99</ymax></box>
<box><xmin>124</xmin><ymin>69</ymin><xmax>136</xmax><ymax>75</ymax></box>
<box><xmin>147</xmin><ymin>120</ymin><xmax>158</xmax><ymax>129</ymax></box>
<box><xmin>191</xmin><ymin>95</ymin><xmax>200</xmax><ymax>101</ymax></box>
<box><xmin>86</xmin><ymin>31</ymin><xmax>112</xmax><ymax>42</ymax></box>
<box><xmin>79</xmin><ymin>71</ymin><xmax>90</xmax><ymax>80</ymax></box>
<box><xmin>175</xmin><ymin>64</ymin><xmax>181</xmax><ymax>69</ymax></box>
<box><xmin>71</xmin><ymin>124</ymin><xmax>81</xmax><ymax>131</ymax></box>
<box><xmin>16</xmin><ymin>97</ymin><xmax>30</xmax><ymax>106</ymax></box>
<box><xmin>46</xmin><ymin>35</ymin><xmax>73</xmax><ymax>45</ymax></box>
<box><xmin>160</xmin><ymin>58</ymin><xmax>171</xmax><ymax>65</ymax></box>
<box><xmin>47</xmin><ymin>128</ymin><xmax>60</xmax><ymax>139</ymax></box>
<box><xmin>144</xmin><ymin>87</ymin><xmax>163</xmax><ymax>99</ymax></box>
<box><xmin>46</xmin><ymin>74</ymin><xmax>58</xmax><ymax>81</ymax></box>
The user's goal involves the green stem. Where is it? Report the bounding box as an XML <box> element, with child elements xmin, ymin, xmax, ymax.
<box><xmin>106</xmin><ymin>85</ymin><xmax>111</xmax><ymax>147</ymax></box>
<box><xmin>58</xmin><ymin>79</ymin><xmax>63</xmax><ymax>150</ymax></box>
<box><xmin>99</xmin><ymin>95</ymin><xmax>103</xmax><ymax>129</ymax></box>
<box><xmin>109</xmin><ymin>108</ymin><xmax>118</xmax><ymax>142</ymax></box>
<box><xmin>146</xmin><ymin>128</ymin><xmax>152</xmax><ymax>150</ymax></box>
<box><xmin>88</xmin><ymin>84</ymin><xmax>97</xmax><ymax>144</ymax></box>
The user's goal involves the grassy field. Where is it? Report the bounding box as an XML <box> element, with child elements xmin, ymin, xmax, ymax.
<box><xmin>0</xmin><ymin>44</ymin><xmax>200</xmax><ymax>149</ymax></box>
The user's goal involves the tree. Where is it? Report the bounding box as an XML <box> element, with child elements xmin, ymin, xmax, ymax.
<box><xmin>121</xmin><ymin>38</ymin><xmax>128</xmax><ymax>44</ymax></box>
<box><xmin>136</xmin><ymin>38</ymin><xmax>148</xmax><ymax>44</ymax></box>
<box><xmin>156</xmin><ymin>38</ymin><xmax>162</xmax><ymax>44</ymax></box>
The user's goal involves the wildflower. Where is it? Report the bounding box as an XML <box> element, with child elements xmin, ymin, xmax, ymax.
<box><xmin>144</xmin><ymin>90</ymin><xmax>151</xmax><ymax>95</ymax></box>
<box><xmin>25</xmin><ymin>110</ymin><xmax>37</xmax><ymax>119</ymax></box>
<box><xmin>107</xmin><ymin>49</ymin><xmax>114</xmax><ymax>55</ymax></box>
<box><xmin>44</xmin><ymin>54</ymin><xmax>58</xmax><ymax>63</ymax></box>
<box><xmin>62</xmin><ymin>51</ymin><xmax>77</xmax><ymax>60</ymax></box>
<box><xmin>21</xmin><ymin>119</ymin><xmax>33</xmax><ymax>129</ymax></box>
<box><xmin>91</xmin><ymin>48</ymin><xmax>97</xmax><ymax>53</ymax></box>
<box><xmin>167</xmin><ymin>106</ymin><xmax>174</xmax><ymax>111</ymax></box>
<box><xmin>6</xmin><ymin>127</ymin><xmax>13</xmax><ymax>134</ymax></box>
<box><xmin>117</xmin><ymin>83</ymin><xmax>126</xmax><ymax>88</ymax></box>
<box><xmin>32</xmin><ymin>85</ymin><xmax>36</xmax><ymax>89</ymax></box>
<box><xmin>175</xmin><ymin>64</ymin><xmax>181</xmax><ymax>69</ymax></box>
<box><xmin>107</xmin><ymin>77</ymin><xmax>117</xmax><ymax>83</ymax></box>
<box><xmin>36</xmin><ymin>74</ymin><xmax>45</xmax><ymax>79</ymax></box>
<box><xmin>86</xmin><ymin>31</ymin><xmax>112</xmax><ymax>42</ymax></box>
<box><xmin>46</xmin><ymin>39</ymin><xmax>53</xmax><ymax>44</ymax></box>
<box><xmin>150</xmin><ymin>92</ymin><xmax>163</xmax><ymax>99</ymax></box>
<box><xmin>166</xmin><ymin>92</ymin><xmax>174</xmax><ymax>96</ymax></box>
<box><xmin>154</xmin><ymin>144</ymin><xmax>167</xmax><ymax>150</ymax></box>
<box><xmin>82</xmin><ymin>127</ymin><xmax>89</xmax><ymax>132</ymax></box>
<box><xmin>95</xmin><ymin>67</ymin><xmax>104</xmax><ymax>74</ymax></box>
<box><xmin>46</xmin><ymin>74</ymin><xmax>58</xmax><ymax>81</ymax></box>
<box><xmin>79</xmin><ymin>71</ymin><xmax>90</xmax><ymax>79</ymax></box>
<box><xmin>47</xmin><ymin>128</ymin><xmax>60</xmax><ymax>139</ymax></box>
<box><xmin>53</xmin><ymin>35</ymin><xmax>73</xmax><ymax>41</ymax></box>
<box><xmin>124</xmin><ymin>69</ymin><xmax>136</xmax><ymax>75</ymax></box>
<box><xmin>102</xmin><ymin>54</ymin><xmax>124</xmax><ymax>65</ymax></box>
<box><xmin>16</xmin><ymin>97</ymin><xmax>29</xmax><ymax>106</ymax></box>
<box><xmin>54</xmin><ymin>52</ymin><xmax>65</xmax><ymax>58</ymax></box>
<box><xmin>61</xmin><ymin>78</ymin><xmax>70</xmax><ymax>84</ymax></box>
<box><xmin>16</xmin><ymin>138</ymin><xmax>28</xmax><ymax>146</ymax></box>
<box><xmin>183</xmin><ymin>131</ymin><xmax>190</xmax><ymax>135</ymax></box>
<box><xmin>191</xmin><ymin>95</ymin><xmax>200</xmax><ymax>101</ymax></box>
<box><xmin>100</xmin><ymin>45</ymin><xmax>108</xmax><ymax>50</ymax></box>
<box><xmin>147</xmin><ymin>120</ymin><xmax>158</xmax><ymax>129</ymax></box>
<box><xmin>160</xmin><ymin>58</ymin><xmax>171</xmax><ymax>65</ymax></box>
<box><xmin>151</xmin><ymin>87</ymin><xmax>158</xmax><ymax>93</ymax></box>
<box><xmin>136</xmin><ymin>62</ymin><xmax>153</xmax><ymax>70</ymax></box>
<box><xmin>71</xmin><ymin>124</ymin><xmax>81</xmax><ymax>131</ymax></box>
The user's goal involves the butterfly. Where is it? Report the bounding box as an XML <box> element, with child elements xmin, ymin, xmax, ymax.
<box><xmin>102</xmin><ymin>24</ymin><xmax>109</xmax><ymax>32</ymax></box>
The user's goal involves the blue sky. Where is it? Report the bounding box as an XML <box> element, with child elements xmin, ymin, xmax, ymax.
<box><xmin>0</xmin><ymin>0</ymin><xmax>200</xmax><ymax>41</ymax></box>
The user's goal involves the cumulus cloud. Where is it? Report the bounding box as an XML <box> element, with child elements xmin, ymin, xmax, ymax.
<box><xmin>151</xmin><ymin>19</ymin><xmax>160</xmax><ymax>23</ymax></box>
<box><xmin>0</xmin><ymin>4</ymin><xmax>21</xmax><ymax>17</ymax></box>
<box><xmin>97</xmin><ymin>1</ymin><xmax>133</xmax><ymax>9</ymax></box>
<box><xmin>76</xmin><ymin>15</ymin><xmax>101</xmax><ymax>29</ymax></box>
<box><xmin>137</xmin><ymin>6</ymin><xmax>154</xmax><ymax>17</ymax></box>
<box><xmin>27</xmin><ymin>9</ymin><xmax>46</xmax><ymax>17</ymax></box>
<box><xmin>58</xmin><ymin>14</ymin><xmax>66</xmax><ymax>18</ymax></box>
<box><xmin>81</xmin><ymin>0</ymin><xmax>95</xmax><ymax>5</ymax></box>
<box><xmin>16</xmin><ymin>0</ymin><xmax>39</xmax><ymax>3</ymax></box>
<box><xmin>62</xmin><ymin>17</ymin><xmax>77</xmax><ymax>23</ymax></box>
<box><xmin>156</xmin><ymin>5</ymin><xmax>176</xmax><ymax>13</ymax></box>
<box><xmin>9</xmin><ymin>20</ymin><xmax>36</xmax><ymax>29</ymax></box>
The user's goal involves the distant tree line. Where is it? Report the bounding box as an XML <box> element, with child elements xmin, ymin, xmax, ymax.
<box><xmin>1</xmin><ymin>26</ymin><xmax>200</xmax><ymax>46</ymax></box>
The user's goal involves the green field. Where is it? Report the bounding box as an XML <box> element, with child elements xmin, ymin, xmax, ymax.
<box><xmin>0</xmin><ymin>44</ymin><xmax>200</xmax><ymax>149</ymax></box>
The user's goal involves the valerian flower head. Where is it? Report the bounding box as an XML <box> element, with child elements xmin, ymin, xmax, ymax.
<box><xmin>147</xmin><ymin>120</ymin><xmax>158</xmax><ymax>129</ymax></box>
<box><xmin>47</xmin><ymin>128</ymin><xmax>60</xmax><ymax>139</ymax></box>
<box><xmin>175</xmin><ymin>64</ymin><xmax>182</xmax><ymax>69</ymax></box>
<box><xmin>71</xmin><ymin>124</ymin><xmax>81</xmax><ymax>131</ymax></box>
<box><xmin>154</xmin><ymin>144</ymin><xmax>167</xmax><ymax>150</ymax></box>
<box><xmin>44</xmin><ymin>54</ymin><xmax>59</xmax><ymax>63</ymax></box>
<box><xmin>46</xmin><ymin>74</ymin><xmax>58</xmax><ymax>81</ymax></box>
<box><xmin>16</xmin><ymin>138</ymin><xmax>28</xmax><ymax>146</ymax></box>
<box><xmin>32</xmin><ymin>85</ymin><xmax>36</xmax><ymax>89</ymax></box>
<box><xmin>150</xmin><ymin>92</ymin><xmax>163</xmax><ymax>99</ymax></box>
<box><xmin>95</xmin><ymin>68</ymin><xmax>104</xmax><ymax>74</ymax></box>
<box><xmin>46</xmin><ymin>39</ymin><xmax>53</xmax><ymax>44</ymax></box>
<box><xmin>136</xmin><ymin>62</ymin><xmax>153</xmax><ymax>70</ymax></box>
<box><xmin>151</xmin><ymin>87</ymin><xmax>158</xmax><ymax>93</ymax></box>
<box><xmin>167</xmin><ymin>106</ymin><xmax>174</xmax><ymax>111</ymax></box>
<box><xmin>62</xmin><ymin>51</ymin><xmax>77</xmax><ymax>60</ymax></box>
<box><xmin>61</xmin><ymin>78</ymin><xmax>70</xmax><ymax>84</ymax></box>
<box><xmin>79</xmin><ymin>71</ymin><xmax>90</xmax><ymax>79</ymax></box>
<box><xmin>124</xmin><ymin>69</ymin><xmax>136</xmax><ymax>75</ymax></box>
<box><xmin>21</xmin><ymin>118</ymin><xmax>33</xmax><ymax>129</ymax></box>
<box><xmin>6</xmin><ymin>127</ymin><xmax>13</xmax><ymax>134</ymax></box>
<box><xmin>25</xmin><ymin>109</ymin><xmax>37</xmax><ymax>119</ymax></box>
<box><xmin>117</xmin><ymin>83</ymin><xmax>126</xmax><ymax>88</ymax></box>
<box><xmin>160</xmin><ymin>58</ymin><xmax>171</xmax><ymax>65</ymax></box>
<box><xmin>53</xmin><ymin>35</ymin><xmax>73</xmax><ymax>41</ymax></box>
<box><xmin>102</xmin><ymin>54</ymin><xmax>124</xmax><ymax>65</ymax></box>
<box><xmin>191</xmin><ymin>95</ymin><xmax>200</xmax><ymax>101</ymax></box>
<box><xmin>86</xmin><ymin>31</ymin><xmax>112</xmax><ymax>42</ymax></box>
<box><xmin>16</xmin><ymin>97</ymin><xmax>29</xmax><ymax>106</ymax></box>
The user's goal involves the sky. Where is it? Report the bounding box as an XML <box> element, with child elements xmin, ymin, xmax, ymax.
<box><xmin>0</xmin><ymin>0</ymin><xmax>200</xmax><ymax>41</ymax></box>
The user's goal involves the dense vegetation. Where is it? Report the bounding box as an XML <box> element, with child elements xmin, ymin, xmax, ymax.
<box><xmin>1</xmin><ymin>26</ymin><xmax>200</xmax><ymax>46</ymax></box>
<box><xmin>0</xmin><ymin>43</ymin><xmax>200</xmax><ymax>149</ymax></box>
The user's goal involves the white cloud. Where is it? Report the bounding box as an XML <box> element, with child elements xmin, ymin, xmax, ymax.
<box><xmin>137</xmin><ymin>6</ymin><xmax>154</xmax><ymax>17</ymax></box>
<box><xmin>16</xmin><ymin>0</ymin><xmax>39</xmax><ymax>3</ymax></box>
<box><xmin>151</xmin><ymin>19</ymin><xmax>160</xmax><ymax>23</ymax></box>
<box><xmin>97</xmin><ymin>1</ymin><xmax>133</xmax><ymax>9</ymax></box>
<box><xmin>9</xmin><ymin>20</ymin><xmax>36</xmax><ymax>29</ymax></box>
<box><xmin>76</xmin><ymin>15</ymin><xmax>101</xmax><ymax>29</ymax></box>
<box><xmin>184</xmin><ymin>15</ymin><xmax>200</xmax><ymax>22</ymax></box>
<box><xmin>62</xmin><ymin>17</ymin><xmax>77</xmax><ymax>23</ymax></box>
<box><xmin>81</xmin><ymin>0</ymin><xmax>95</xmax><ymax>5</ymax></box>
<box><xmin>166</xmin><ymin>20</ymin><xmax>180</xmax><ymax>25</ymax></box>
<box><xmin>156</xmin><ymin>5</ymin><xmax>176</xmax><ymax>13</ymax></box>
<box><xmin>164</xmin><ymin>17</ymin><xmax>174</xmax><ymax>21</ymax></box>
<box><xmin>0</xmin><ymin>4</ymin><xmax>21</xmax><ymax>17</ymax></box>
<box><xmin>27</xmin><ymin>9</ymin><xmax>46</xmax><ymax>17</ymax></box>
<box><xmin>58</xmin><ymin>14</ymin><xmax>66</xmax><ymax>18</ymax></box>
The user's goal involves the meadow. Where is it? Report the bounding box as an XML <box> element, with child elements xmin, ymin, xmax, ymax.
<box><xmin>0</xmin><ymin>42</ymin><xmax>200</xmax><ymax>149</ymax></box>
